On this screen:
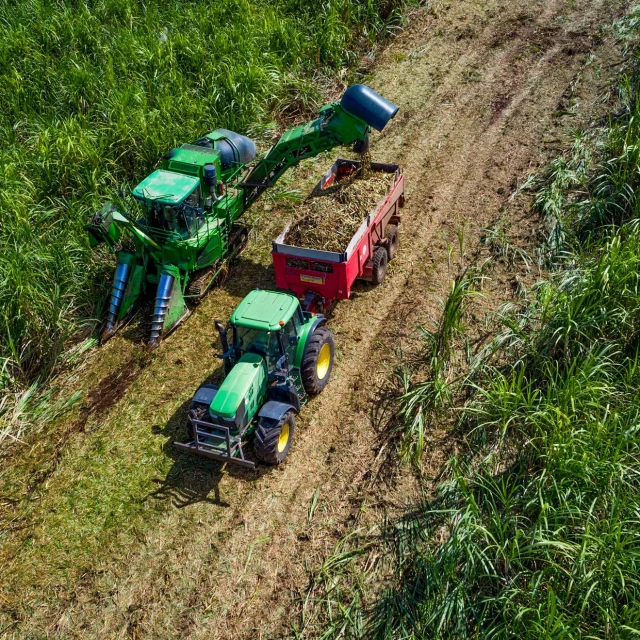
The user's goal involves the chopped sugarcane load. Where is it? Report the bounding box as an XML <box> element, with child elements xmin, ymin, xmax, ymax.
<box><xmin>86</xmin><ymin>85</ymin><xmax>399</xmax><ymax>348</ymax></box>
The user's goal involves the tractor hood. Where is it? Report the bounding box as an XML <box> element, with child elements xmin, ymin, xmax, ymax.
<box><xmin>209</xmin><ymin>352</ymin><xmax>267</xmax><ymax>420</ymax></box>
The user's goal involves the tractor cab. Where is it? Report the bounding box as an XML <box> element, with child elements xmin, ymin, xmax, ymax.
<box><xmin>132</xmin><ymin>169</ymin><xmax>204</xmax><ymax>238</ymax></box>
<box><xmin>227</xmin><ymin>290</ymin><xmax>304</xmax><ymax>374</ymax></box>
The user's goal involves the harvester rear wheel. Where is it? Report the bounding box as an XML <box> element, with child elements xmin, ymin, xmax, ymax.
<box><xmin>371</xmin><ymin>246</ymin><xmax>388</xmax><ymax>285</ymax></box>
<box><xmin>301</xmin><ymin>327</ymin><xmax>335</xmax><ymax>395</ymax></box>
<box><xmin>385</xmin><ymin>224</ymin><xmax>399</xmax><ymax>260</ymax></box>
<box><xmin>254</xmin><ymin>411</ymin><xmax>296</xmax><ymax>464</ymax></box>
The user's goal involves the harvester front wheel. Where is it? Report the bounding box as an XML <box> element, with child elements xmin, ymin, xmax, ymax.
<box><xmin>301</xmin><ymin>327</ymin><xmax>335</xmax><ymax>395</ymax></box>
<box><xmin>254</xmin><ymin>411</ymin><xmax>296</xmax><ymax>464</ymax></box>
<box><xmin>371</xmin><ymin>246</ymin><xmax>388</xmax><ymax>285</ymax></box>
<box><xmin>385</xmin><ymin>224</ymin><xmax>399</xmax><ymax>260</ymax></box>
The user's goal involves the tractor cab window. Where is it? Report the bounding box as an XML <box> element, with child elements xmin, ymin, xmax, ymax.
<box><xmin>182</xmin><ymin>187</ymin><xmax>204</xmax><ymax>236</ymax></box>
<box><xmin>234</xmin><ymin>326</ymin><xmax>282</xmax><ymax>369</ymax></box>
<box><xmin>283</xmin><ymin>319</ymin><xmax>299</xmax><ymax>365</ymax></box>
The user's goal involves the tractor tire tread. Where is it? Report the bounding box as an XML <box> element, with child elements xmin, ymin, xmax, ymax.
<box><xmin>301</xmin><ymin>327</ymin><xmax>334</xmax><ymax>396</ymax></box>
<box><xmin>254</xmin><ymin>412</ymin><xmax>295</xmax><ymax>465</ymax></box>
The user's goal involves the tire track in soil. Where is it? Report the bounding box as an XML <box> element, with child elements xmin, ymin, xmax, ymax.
<box><xmin>7</xmin><ymin>0</ymin><xmax>627</xmax><ymax>637</ymax></box>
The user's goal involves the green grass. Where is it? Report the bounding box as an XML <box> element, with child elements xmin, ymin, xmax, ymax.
<box><xmin>0</xmin><ymin>0</ymin><xmax>405</xmax><ymax>394</ymax></box>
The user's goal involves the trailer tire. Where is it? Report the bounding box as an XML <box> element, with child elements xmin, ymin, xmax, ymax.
<box><xmin>372</xmin><ymin>247</ymin><xmax>388</xmax><ymax>285</ymax></box>
<box><xmin>254</xmin><ymin>411</ymin><xmax>296</xmax><ymax>464</ymax></box>
<box><xmin>385</xmin><ymin>224</ymin><xmax>399</xmax><ymax>260</ymax></box>
<box><xmin>301</xmin><ymin>327</ymin><xmax>335</xmax><ymax>395</ymax></box>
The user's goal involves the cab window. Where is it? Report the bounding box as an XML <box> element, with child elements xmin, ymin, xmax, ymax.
<box><xmin>283</xmin><ymin>319</ymin><xmax>299</xmax><ymax>364</ymax></box>
<box><xmin>234</xmin><ymin>327</ymin><xmax>282</xmax><ymax>369</ymax></box>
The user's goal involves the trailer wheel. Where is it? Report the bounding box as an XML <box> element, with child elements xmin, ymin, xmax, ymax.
<box><xmin>254</xmin><ymin>411</ymin><xmax>296</xmax><ymax>464</ymax></box>
<box><xmin>301</xmin><ymin>327</ymin><xmax>335</xmax><ymax>395</ymax></box>
<box><xmin>385</xmin><ymin>224</ymin><xmax>399</xmax><ymax>260</ymax></box>
<box><xmin>372</xmin><ymin>247</ymin><xmax>388</xmax><ymax>285</ymax></box>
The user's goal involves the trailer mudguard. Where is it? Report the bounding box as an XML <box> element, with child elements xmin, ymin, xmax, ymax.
<box><xmin>258</xmin><ymin>400</ymin><xmax>298</xmax><ymax>422</ymax></box>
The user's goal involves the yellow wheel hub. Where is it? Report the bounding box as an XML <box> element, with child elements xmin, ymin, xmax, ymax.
<box><xmin>316</xmin><ymin>343</ymin><xmax>331</xmax><ymax>380</ymax></box>
<box><xmin>277</xmin><ymin>422</ymin><xmax>290</xmax><ymax>453</ymax></box>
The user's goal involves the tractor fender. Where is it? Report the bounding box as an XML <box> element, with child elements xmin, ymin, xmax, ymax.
<box><xmin>267</xmin><ymin>384</ymin><xmax>301</xmax><ymax>413</ymax></box>
<box><xmin>258</xmin><ymin>400</ymin><xmax>298</xmax><ymax>424</ymax></box>
<box><xmin>192</xmin><ymin>384</ymin><xmax>218</xmax><ymax>406</ymax></box>
<box><xmin>294</xmin><ymin>315</ymin><xmax>327</xmax><ymax>368</ymax></box>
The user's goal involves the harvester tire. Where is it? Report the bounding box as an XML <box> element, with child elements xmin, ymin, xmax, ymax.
<box><xmin>371</xmin><ymin>246</ymin><xmax>388</xmax><ymax>285</ymax></box>
<box><xmin>301</xmin><ymin>327</ymin><xmax>335</xmax><ymax>395</ymax></box>
<box><xmin>254</xmin><ymin>411</ymin><xmax>296</xmax><ymax>464</ymax></box>
<box><xmin>385</xmin><ymin>224</ymin><xmax>399</xmax><ymax>260</ymax></box>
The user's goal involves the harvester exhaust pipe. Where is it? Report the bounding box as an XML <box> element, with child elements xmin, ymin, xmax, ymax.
<box><xmin>102</xmin><ymin>260</ymin><xmax>131</xmax><ymax>342</ymax></box>
<box><xmin>340</xmin><ymin>84</ymin><xmax>399</xmax><ymax>132</ymax></box>
<box><xmin>148</xmin><ymin>272</ymin><xmax>175</xmax><ymax>350</ymax></box>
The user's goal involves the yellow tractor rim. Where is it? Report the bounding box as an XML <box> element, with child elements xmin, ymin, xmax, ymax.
<box><xmin>317</xmin><ymin>343</ymin><xmax>331</xmax><ymax>380</ymax></box>
<box><xmin>277</xmin><ymin>422</ymin><xmax>290</xmax><ymax>453</ymax></box>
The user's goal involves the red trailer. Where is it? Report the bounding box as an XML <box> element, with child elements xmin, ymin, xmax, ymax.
<box><xmin>272</xmin><ymin>158</ymin><xmax>405</xmax><ymax>312</ymax></box>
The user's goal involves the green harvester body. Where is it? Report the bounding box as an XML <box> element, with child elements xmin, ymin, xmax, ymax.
<box><xmin>173</xmin><ymin>289</ymin><xmax>328</xmax><ymax>467</ymax></box>
<box><xmin>86</xmin><ymin>85</ymin><xmax>399</xmax><ymax>347</ymax></box>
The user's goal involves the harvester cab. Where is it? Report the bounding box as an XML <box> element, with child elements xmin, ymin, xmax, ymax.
<box><xmin>88</xmin><ymin>84</ymin><xmax>398</xmax><ymax>348</ymax></box>
<box><xmin>174</xmin><ymin>289</ymin><xmax>335</xmax><ymax>467</ymax></box>
<box><xmin>132</xmin><ymin>170</ymin><xmax>205</xmax><ymax>238</ymax></box>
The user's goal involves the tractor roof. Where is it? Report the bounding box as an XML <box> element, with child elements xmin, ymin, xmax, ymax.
<box><xmin>231</xmin><ymin>290</ymin><xmax>299</xmax><ymax>331</ymax></box>
<box><xmin>132</xmin><ymin>169</ymin><xmax>199</xmax><ymax>205</ymax></box>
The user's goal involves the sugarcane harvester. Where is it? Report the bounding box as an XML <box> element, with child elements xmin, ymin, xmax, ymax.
<box><xmin>86</xmin><ymin>85</ymin><xmax>399</xmax><ymax>348</ymax></box>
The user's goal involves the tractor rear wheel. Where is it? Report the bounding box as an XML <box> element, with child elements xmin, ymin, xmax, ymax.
<box><xmin>385</xmin><ymin>224</ymin><xmax>399</xmax><ymax>260</ymax></box>
<box><xmin>301</xmin><ymin>327</ymin><xmax>335</xmax><ymax>395</ymax></box>
<box><xmin>372</xmin><ymin>246</ymin><xmax>388</xmax><ymax>285</ymax></box>
<box><xmin>254</xmin><ymin>411</ymin><xmax>296</xmax><ymax>464</ymax></box>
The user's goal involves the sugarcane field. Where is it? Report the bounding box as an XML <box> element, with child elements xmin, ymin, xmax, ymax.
<box><xmin>2</xmin><ymin>0</ymin><xmax>640</xmax><ymax>638</ymax></box>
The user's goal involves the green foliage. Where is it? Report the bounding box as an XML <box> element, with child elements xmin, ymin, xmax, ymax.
<box><xmin>355</xmin><ymin>25</ymin><xmax>640</xmax><ymax>640</ymax></box>
<box><xmin>394</xmin><ymin>267</ymin><xmax>483</xmax><ymax>464</ymax></box>
<box><xmin>0</xmin><ymin>0</ymin><xmax>405</xmax><ymax>384</ymax></box>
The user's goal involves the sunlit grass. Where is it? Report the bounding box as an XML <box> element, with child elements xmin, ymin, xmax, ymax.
<box><xmin>0</xmin><ymin>0</ymin><xmax>406</xmax><ymax>435</ymax></box>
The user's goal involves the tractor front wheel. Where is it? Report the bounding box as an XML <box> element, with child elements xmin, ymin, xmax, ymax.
<box><xmin>301</xmin><ymin>327</ymin><xmax>335</xmax><ymax>395</ymax></box>
<box><xmin>254</xmin><ymin>411</ymin><xmax>296</xmax><ymax>464</ymax></box>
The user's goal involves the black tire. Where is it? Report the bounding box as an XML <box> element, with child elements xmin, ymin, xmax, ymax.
<box><xmin>301</xmin><ymin>326</ymin><xmax>335</xmax><ymax>395</ymax></box>
<box><xmin>371</xmin><ymin>246</ymin><xmax>388</xmax><ymax>285</ymax></box>
<box><xmin>186</xmin><ymin>403</ymin><xmax>208</xmax><ymax>441</ymax></box>
<box><xmin>385</xmin><ymin>224</ymin><xmax>399</xmax><ymax>260</ymax></box>
<box><xmin>254</xmin><ymin>411</ymin><xmax>295</xmax><ymax>465</ymax></box>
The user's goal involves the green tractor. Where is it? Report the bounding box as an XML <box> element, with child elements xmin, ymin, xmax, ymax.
<box><xmin>87</xmin><ymin>85</ymin><xmax>398</xmax><ymax>348</ymax></box>
<box><xmin>174</xmin><ymin>289</ymin><xmax>334</xmax><ymax>466</ymax></box>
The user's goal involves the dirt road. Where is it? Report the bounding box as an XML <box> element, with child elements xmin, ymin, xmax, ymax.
<box><xmin>0</xmin><ymin>0</ymin><xmax>626</xmax><ymax>637</ymax></box>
